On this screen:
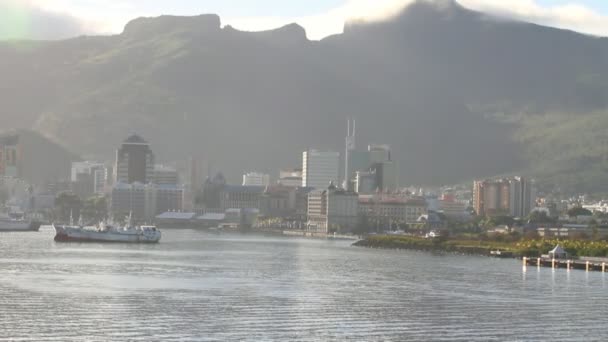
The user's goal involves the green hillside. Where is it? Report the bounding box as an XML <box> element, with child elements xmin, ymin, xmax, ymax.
<box><xmin>0</xmin><ymin>1</ymin><xmax>607</xmax><ymax>192</ymax></box>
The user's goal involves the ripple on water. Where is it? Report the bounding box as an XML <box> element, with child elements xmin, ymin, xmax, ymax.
<box><xmin>1</xmin><ymin>229</ymin><xmax>608</xmax><ymax>341</ymax></box>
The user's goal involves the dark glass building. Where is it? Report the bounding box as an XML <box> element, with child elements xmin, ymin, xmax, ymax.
<box><xmin>114</xmin><ymin>134</ymin><xmax>155</xmax><ymax>184</ymax></box>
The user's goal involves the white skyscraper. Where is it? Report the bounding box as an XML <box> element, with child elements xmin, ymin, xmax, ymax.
<box><xmin>302</xmin><ymin>150</ymin><xmax>340</xmax><ymax>189</ymax></box>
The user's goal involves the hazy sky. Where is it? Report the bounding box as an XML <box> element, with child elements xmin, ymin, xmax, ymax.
<box><xmin>1</xmin><ymin>0</ymin><xmax>608</xmax><ymax>40</ymax></box>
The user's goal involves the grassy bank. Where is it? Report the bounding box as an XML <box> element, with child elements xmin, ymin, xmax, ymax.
<box><xmin>354</xmin><ymin>235</ymin><xmax>608</xmax><ymax>258</ymax></box>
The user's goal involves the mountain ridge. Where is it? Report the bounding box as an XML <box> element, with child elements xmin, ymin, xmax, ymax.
<box><xmin>1</xmin><ymin>0</ymin><xmax>607</xmax><ymax>192</ymax></box>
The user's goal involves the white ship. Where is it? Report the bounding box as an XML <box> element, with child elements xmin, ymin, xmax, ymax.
<box><xmin>53</xmin><ymin>213</ymin><xmax>161</xmax><ymax>243</ymax></box>
<box><xmin>0</xmin><ymin>211</ymin><xmax>41</xmax><ymax>232</ymax></box>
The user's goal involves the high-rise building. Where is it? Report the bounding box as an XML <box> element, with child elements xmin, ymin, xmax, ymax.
<box><xmin>71</xmin><ymin>161</ymin><xmax>107</xmax><ymax>196</ymax></box>
<box><xmin>348</xmin><ymin>151</ymin><xmax>371</xmax><ymax>187</ymax></box>
<box><xmin>368</xmin><ymin>144</ymin><xmax>391</xmax><ymax>164</ymax></box>
<box><xmin>473</xmin><ymin>177</ymin><xmax>535</xmax><ymax>217</ymax></box>
<box><xmin>302</xmin><ymin>149</ymin><xmax>340</xmax><ymax>189</ymax></box>
<box><xmin>114</xmin><ymin>134</ymin><xmax>155</xmax><ymax>184</ymax></box>
<box><xmin>344</xmin><ymin>119</ymin><xmax>356</xmax><ymax>190</ymax></box>
<box><xmin>508</xmin><ymin>177</ymin><xmax>536</xmax><ymax>218</ymax></box>
<box><xmin>355</xmin><ymin>170</ymin><xmax>377</xmax><ymax>194</ymax></box>
<box><xmin>242</xmin><ymin>172</ymin><xmax>270</xmax><ymax>186</ymax></box>
<box><xmin>343</xmin><ymin>119</ymin><xmax>374</xmax><ymax>191</ymax></box>
<box><xmin>367</xmin><ymin>145</ymin><xmax>397</xmax><ymax>191</ymax></box>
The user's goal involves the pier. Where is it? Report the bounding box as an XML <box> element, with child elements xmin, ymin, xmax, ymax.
<box><xmin>523</xmin><ymin>257</ymin><xmax>608</xmax><ymax>272</ymax></box>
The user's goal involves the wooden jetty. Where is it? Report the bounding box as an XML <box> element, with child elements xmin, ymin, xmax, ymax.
<box><xmin>523</xmin><ymin>257</ymin><xmax>608</xmax><ymax>272</ymax></box>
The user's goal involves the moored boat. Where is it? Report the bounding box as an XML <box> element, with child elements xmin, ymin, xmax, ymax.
<box><xmin>53</xmin><ymin>213</ymin><xmax>161</xmax><ymax>243</ymax></box>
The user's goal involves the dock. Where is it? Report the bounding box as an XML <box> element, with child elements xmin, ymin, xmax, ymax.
<box><xmin>523</xmin><ymin>257</ymin><xmax>608</xmax><ymax>272</ymax></box>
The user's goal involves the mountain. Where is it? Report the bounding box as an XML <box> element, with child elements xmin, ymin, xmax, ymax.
<box><xmin>1</xmin><ymin>0</ymin><xmax>608</xmax><ymax>192</ymax></box>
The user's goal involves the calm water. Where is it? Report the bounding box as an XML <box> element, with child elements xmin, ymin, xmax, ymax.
<box><xmin>1</xmin><ymin>228</ymin><xmax>608</xmax><ymax>341</ymax></box>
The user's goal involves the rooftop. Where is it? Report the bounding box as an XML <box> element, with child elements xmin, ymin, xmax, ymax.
<box><xmin>358</xmin><ymin>197</ymin><xmax>427</xmax><ymax>206</ymax></box>
<box><xmin>123</xmin><ymin>134</ymin><xmax>149</xmax><ymax>145</ymax></box>
<box><xmin>196</xmin><ymin>213</ymin><xmax>226</xmax><ymax>221</ymax></box>
<box><xmin>156</xmin><ymin>212</ymin><xmax>196</xmax><ymax>220</ymax></box>
<box><xmin>223</xmin><ymin>185</ymin><xmax>266</xmax><ymax>194</ymax></box>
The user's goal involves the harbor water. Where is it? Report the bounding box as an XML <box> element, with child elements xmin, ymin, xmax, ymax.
<box><xmin>1</xmin><ymin>227</ymin><xmax>608</xmax><ymax>341</ymax></box>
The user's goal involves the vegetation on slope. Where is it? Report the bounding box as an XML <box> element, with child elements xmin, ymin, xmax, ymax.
<box><xmin>513</xmin><ymin>110</ymin><xmax>608</xmax><ymax>193</ymax></box>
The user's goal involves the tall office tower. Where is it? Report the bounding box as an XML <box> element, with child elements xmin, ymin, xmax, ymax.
<box><xmin>368</xmin><ymin>144</ymin><xmax>397</xmax><ymax>191</ymax></box>
<box><xmin>302</xmin><ymin>149</ymin><xmax>340</xmax><ymax>189</ymax></box>
<box><xmin>114</xmin><ymin>134</ymin><xmax>155</xmax><ymax>184</ymax></box>
<box><xmin>344</xmin><ymin>119</ymin><xmax>356</xmax><ymax>190</ymax></box>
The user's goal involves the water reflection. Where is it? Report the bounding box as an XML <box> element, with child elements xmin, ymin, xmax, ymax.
<box><xmin>1</xmin><ymin>229</ymin><xmax>608</xmax><ymax>341</ymax></box>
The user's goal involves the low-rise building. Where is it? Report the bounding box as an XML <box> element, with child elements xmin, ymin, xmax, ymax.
<box><xmin>359</xmin><ymin>195</ymin><xmax>428</xmax><ymax>225</ymax></box>
<box><xmin>220</xmin><ymin>185</ymin><xmax>265</xmax><ymax>210</ymax></box>
<box><xmin>439</xmin><ymin>198</ymin><xmax>468</xmax><ymax>220</ymax></box>
<box><xmin>242</xmin><ymin>172</ymin><xmax>270</xmax><ymax>186</ymax></box>
<box><xmin>259</xmin><ymin>185</ymin><xmax>296</xmax><ymax>218</ymax></box>
<box><xmin>155</xmin><ymin>212</ymin><xmax>196</xmax><ymax>227</ymax></box>
<box><xmin>307</xmin><ymin>183</ymin><xmax>358</xmax><ymax>233</ymax></box>
<box><xmin>111</xmin><ymin>182</ymin><xmax>183</xmax><ymax>222</ymax></box>
<box><xmin>278</xmin><ymin>168</ymin><xmax>302</xmax><ymax>187</ymax></box>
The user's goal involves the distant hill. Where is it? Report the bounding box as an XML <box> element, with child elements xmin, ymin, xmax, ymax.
<box><xmin>1</xmin><ymin>0</ymin><xmax>607</xmax><ymax>192</ymax></box>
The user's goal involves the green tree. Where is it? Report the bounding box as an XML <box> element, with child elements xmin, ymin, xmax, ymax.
<box><xmin>527</xmin><ymin>211</ymin><xmax>556</xmax><ymax>224</ymax></box>
<box><xmin>568</xmin><ymin>207</ymin><xmax>593</xmax><ymax>217</ymax></box>
<box><xmin>483</xmin><ymin>215</ymin><xmax>515</xmax><ymax>228</ymax></box>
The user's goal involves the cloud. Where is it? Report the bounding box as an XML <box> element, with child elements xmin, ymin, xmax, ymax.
<box><xmin>0</xmin><ymin>0</ymin><xmax>92</xmax><ymax>40</ymax></box>
<box><xmin>3</xmin><ymin>0</ymin><xmax>608</xmax><ymax>40</ymax></box>
<box><xmin>226</xmin><ymin>0</ymin><xmax>417</xmax><ymax>40</ymax></box>
<box><xmin>227</xmin><ymin>0</ymin><xmax>608</xmax><ymax>40</ymax></box>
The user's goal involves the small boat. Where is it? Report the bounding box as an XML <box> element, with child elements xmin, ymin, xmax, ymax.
<box><xmin>53</xmin><ymin>212</ymin><xmax>161</xmax><ymax>243</ymax></box>
<box><xmin>490</xmin><ymin>250</ymin><xmax>513</xmax><ymax>258</ymax></box>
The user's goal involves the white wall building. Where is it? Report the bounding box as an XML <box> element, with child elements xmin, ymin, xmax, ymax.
<box><xmin>242</xmin><ymin>172</ymin><xmax>270</xmax><ymax>186</ymax></box>
<box><xmin>359</xmin><ymin>195</ymin><xmax>428</xmax><ymax>225</ymax></box>
<box><xmin>302</xmin><ymin>150</ymin><xmax>340</xmax><ymax>189</ymax></box>
<box><xmin>278</xmin><ymin>169</ymin><xmax>302</xmax><ymax>187</ymax></box>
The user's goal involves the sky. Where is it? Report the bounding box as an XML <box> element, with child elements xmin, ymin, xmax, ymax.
<box><xmin>1</xmin><ymin>0</ymin><xmax>608</xmax><ymax>40</ymax></box>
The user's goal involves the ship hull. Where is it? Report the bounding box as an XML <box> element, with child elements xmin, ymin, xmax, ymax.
<box><xmin>53</xmin><ymin>225</ymin><xmax>160</xmax><ymax>243</ymax></box>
